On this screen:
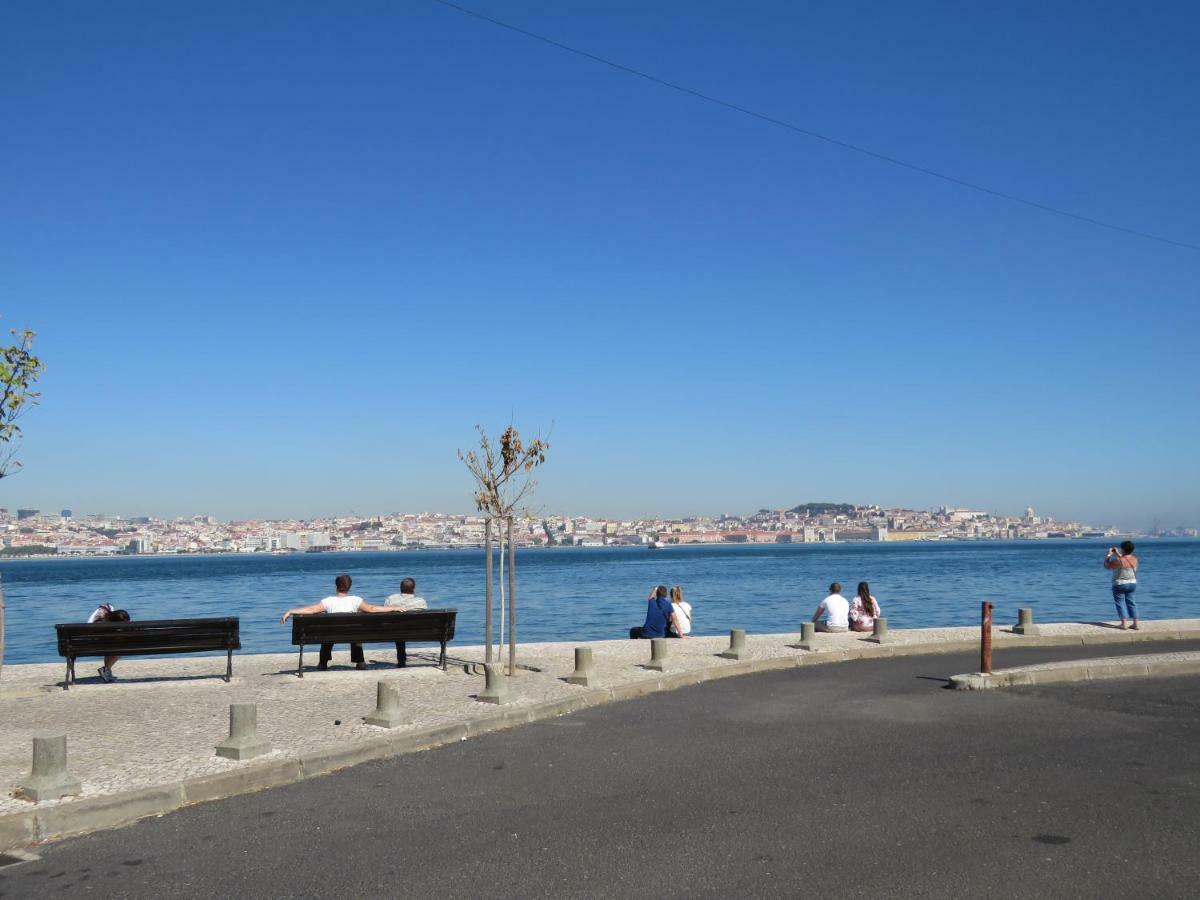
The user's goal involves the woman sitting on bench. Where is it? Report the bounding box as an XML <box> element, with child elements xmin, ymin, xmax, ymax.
<box><xmin>88</xmin><ymin>603</ymin><xmax>131</xmax><ymax>683</ymax></box>
<box><xmin>280</xmin><ymin>574</ymin><xmax>391</xmax><ymax>670</ymax></box>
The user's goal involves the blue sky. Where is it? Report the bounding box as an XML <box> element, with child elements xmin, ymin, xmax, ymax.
<box><xmin>3</xmin><ymin>1</ymin><xmax>1197</xmax><ymax>529</ymax></box>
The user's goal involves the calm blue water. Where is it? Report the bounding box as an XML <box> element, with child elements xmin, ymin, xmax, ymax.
<box><xmin>2</xmin><ymin>540</ymin><xmax>1197</xmax><ymax>664</ymax></box>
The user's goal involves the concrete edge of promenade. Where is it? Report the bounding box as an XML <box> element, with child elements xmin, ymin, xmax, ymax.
<box><xmin>950</xmin><ymin>649</ymin><xmax>1200</xmax><ymax>691</ymax></box>
<box><xmin>4</xmin><ymin>622</ymin><xmax>1200</xmax><ymax>853</ymax></box>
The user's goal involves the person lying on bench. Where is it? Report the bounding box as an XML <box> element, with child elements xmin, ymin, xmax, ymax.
<box><xmin>280</xmin><ymin>574</ymin><xmax>391</xmax><ymax>670</ymax></box>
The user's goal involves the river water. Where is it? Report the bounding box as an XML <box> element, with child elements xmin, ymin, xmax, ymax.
<box><xmin>2</xmin><ymin>540</ymin><xmax>1197</xmax><ymax>664</ymax></box>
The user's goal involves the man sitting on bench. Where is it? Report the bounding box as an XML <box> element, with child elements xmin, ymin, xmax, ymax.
<box><xmin>280</xmin><ymin>574</ymin><xmax>391</xmax><ymax>670</ymax></box>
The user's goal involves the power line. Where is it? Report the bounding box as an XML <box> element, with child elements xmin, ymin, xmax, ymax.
<box><xmin>430</xmin><ymin>0</ymin><xmax>1200</xmax><ymax>253</ymax></box>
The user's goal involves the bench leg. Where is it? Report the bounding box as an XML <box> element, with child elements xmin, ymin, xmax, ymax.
<box><xmin>298</xmin><ymin>644</ymin><xmax>305</xmax><ymax>678</ymax></box>
<box><xmin>396</xmin><ymin>641</ymin><xmax>407</xmax><ymax>668</ymax></box>
<box><xmin>63</xmin><ymin>658</ymin><xmax>72</xmax><ymax>691</ymax></box>
<box><xmin>225</xmin><ymin>649</ymin><xmax>233</xmax><ymax>683</ymax></box>
<box><xmin>441</xmin><ymin>641</ymin><xmax>447</xmax><ymax>671</ymax></box>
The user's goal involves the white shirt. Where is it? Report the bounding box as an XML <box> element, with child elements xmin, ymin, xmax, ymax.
<box><xmin>385</xmin><ymin>593</ymin><xmax>428</xmax><ymax>610</ymax></box>
<box><xmin>88</xmin><ymin>604</ymin><xmax>114</xmax><ymax>623</ymax></box>
<box><xmin>672</xmin><ymin>601</ymin><xmax>693</xmax><ymax>635</ymax></box>
<box><xmin>819</xmin><ymin>593</ymin><xmax>850</xmax><ymax>628</ymax></box>
<box><xmin>320</xmin><ymin>594</ymin><xmax>364</xmax><ymax>614</ymax></box>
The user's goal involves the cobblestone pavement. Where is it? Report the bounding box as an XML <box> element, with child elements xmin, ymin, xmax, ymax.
<box><xmin>2</xmin><ymin>618</ymin><xmax>1198</xmax><ymax>819</ymax></box>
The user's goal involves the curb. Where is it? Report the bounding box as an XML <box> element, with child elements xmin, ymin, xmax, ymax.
<box><xmin>950</xmin><ymin>656</ymin><xmax>1200</xmax><ymax>691</ymax></box>
<box><xmin>4</xmin><ymin>626</ymin><xmax>1200</xmax><ymax>850</ymax></box>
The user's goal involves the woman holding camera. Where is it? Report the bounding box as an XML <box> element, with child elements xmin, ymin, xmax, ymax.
<box><xmin>1104</xmin><ymin>541</ymin><xmax>1139</xmax><ymax>630</ymax></box>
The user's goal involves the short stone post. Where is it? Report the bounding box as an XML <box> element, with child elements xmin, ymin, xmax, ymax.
<box><xmin>364</xmin><ymin>681</ymin><xmax>405</xmax><ymax>728</ymax></box>
<box><xmin>796</xmin><ymin>621</ymin><xmax>816</xmax><ymax>651</ymax></box>
<box><xmin>1014</xmin><ymin>607</ymin><xmax>1040</xmax><ymax>636</ymax></box>
<box><xmin>14</xmin><ymin>734</ymin><xmax>82</xmax><ymax>802</ymax></box>
<box><xmin>719</xmin><ymin>628</ymin><xmax>748</xmax><ymax>660</ymax></box>
<box><xmin>565</xmin><ymin>647</ymin><xmax>596</xmax><ymax>686</ymax></box>
<box><xmin>868</xmin><ymin>617</ymin><xmax>891</xmax><ymax>644</ymax></box>
<box><xmin>477</xmin><ymin>662</ymin><xmax>510</xmax><ymax>704</ymax></box>
<box><xmin>644</xmin><ymin>638</ymin><xmax>668</xmax><ymax>671</ymax></box>
<box><xmin>215</xmin><ymin>703</ymin><xmax>271</xmax><ymax>760</ymax></box>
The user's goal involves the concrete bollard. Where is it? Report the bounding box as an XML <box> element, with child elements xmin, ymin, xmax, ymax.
<box><xmin>364</xmin><ymin>681</ymin><xmax>406</xmax><ymax>728</ymax></box>
<box><xmin>719</xmin><ymin>628</ymin><xmax>748</xmax><ymax>660</ymax></box>
<box><xmin>565</xmin><ymin>647</ymin><xmax>597</xmax><ymax>686</ymax></box>
<box><xmin>868</xmin><ymin>617</ymin><xmax>891</xmax><ymax>644</ymax></box>
<box><xmin>1014</xmin><ymin>607</ymin><xmax>1040</xmax><ymax>636</ymax></box>
<box><xmin>215</xmin><ymin>703</ymin><xmax>271</xmax><ymax>760</ymax></box>
<box><xmin>795</xmin><ymin>621</ymin><xmax>816</xmax><ymax>651</ymax></box>
<box><xmin>477</xmin><ymin>662</ymin><xmax>510</xmax><ymax>704</ymax></box>
<box><xmin>644</xmin><ymin>638</ymin><xmax>668</xmax><ymax>671</ymax></box>
<box><xmin>14</xmin><ymin>734</ymin><xmax>82</xmax><ymax>802</ymax></box>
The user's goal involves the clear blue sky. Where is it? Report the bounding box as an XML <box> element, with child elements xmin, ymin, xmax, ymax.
<box><xmin>3</xmin><ymin>1</ymin><xmax>1198</xmax><ymax>529</ymax></box>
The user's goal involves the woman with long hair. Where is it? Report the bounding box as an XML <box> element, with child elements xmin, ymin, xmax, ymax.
<box><xmin>849</xmin><ymin>582</ymin><xmax>880</xmax><ymax>633</ymax></box>
<box><xmin>670</xmin><ymin>585</ymin><xmax>693</xmax><ymax>638</ymax></box>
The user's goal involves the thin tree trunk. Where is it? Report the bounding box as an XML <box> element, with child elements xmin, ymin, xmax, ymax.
<box><xmin>484</xmin><ymin>518</ymin><xmax>493</xmax><ymax>664</ymax></box>
<box><xmin>507</xmin><ymin>515</ymin><xmax>516</xmax><ymax>676</ymax></box>
<box><xmin>497</xmin><ymin>525</ymin><xmax>506</xmax><ymax>662</ymax></box>
<box><xmin>0</xmin><ymin>573</ymin><xmax>5</xmax><ymax>682</ymax></box>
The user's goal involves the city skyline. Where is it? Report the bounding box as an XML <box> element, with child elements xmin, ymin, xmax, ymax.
<box><xmin>5</xmin><ymin>2</ymin><xmax>1198</xmax><ymax>531</ymax></box>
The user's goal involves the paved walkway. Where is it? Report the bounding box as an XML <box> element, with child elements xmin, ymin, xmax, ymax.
<box><xmin>2</xmin><ymin>618</ymin><xmax>1198</xmax><ymax>844</ymax></box>
<box><xmin>8</xmin><ymin>643</ymin><xmax>1200</xmax><ymax>898</ymax></box>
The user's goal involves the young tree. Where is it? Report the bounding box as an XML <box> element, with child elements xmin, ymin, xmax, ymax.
<box><xmin>459</xmin><ymin>424</ymin><xmax>548</xmax><ymax>675</ymax></box>
<box><xmin>0</xmin><ymin>328</ymin><xmax>46</xmax><ymax>681</ymax></box>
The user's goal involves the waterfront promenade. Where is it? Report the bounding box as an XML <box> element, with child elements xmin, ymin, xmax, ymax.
<box><xmin>2</xmin><ymin>619</ymin><xmax>1200</xmax><ymax>852</ymax></box>
<box><xmin>6</xmin><ymin>638</ymin><xmax>1200</xmax><ymax>898</ymax></box>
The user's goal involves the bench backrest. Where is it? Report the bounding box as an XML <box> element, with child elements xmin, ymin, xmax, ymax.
<box><xmin>290</xmin><ymin>609</ymin><xmax>457</xmax><ymax>646</ymax></box>
<box><xmin>55</xmin><ymin>618</ymin><xmax>241</xmax><ymax>658</ymax></box>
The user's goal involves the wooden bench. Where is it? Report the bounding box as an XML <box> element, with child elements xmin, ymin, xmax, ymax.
<box><xmin>55</xmin><ymin>617</ymin><xmax>241</xmax><ymax>689</ymax></box>
<box><xmin>289</xmin><ymin>609</ymin><xmax>457</xmax><ymax>676</ymax></box>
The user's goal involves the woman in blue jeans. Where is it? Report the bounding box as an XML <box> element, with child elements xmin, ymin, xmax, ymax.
<box><xmin>1104</xmin><ymin>541</ymin><xmax>1139</xmax><ymax>630</ymax></box>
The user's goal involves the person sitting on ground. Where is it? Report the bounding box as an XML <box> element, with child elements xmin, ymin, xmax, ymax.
<box><xmin>280</xmin><ymin>574</ymin><xmax>392</xmax><ymax>670</ymax></box>
<box><xmin>384</xmin><ymin>576</ymin><xmax>428</xmax><ymax>666</ymax></box>
<box><xmin>812</xmin><ymin>582</ymin><xmax>850</xmax><ymax>633</ymax></box>
<box><xmin>848</xmin><ymin>582</ymin><xmax>881</xmax><ymax>633</ymax></box>
<box><xmin>630</xmin><ymin>585</ymin><xmax>688</xmax><ymax>640</ymax></box>
<box><xmin>670</xmin><ymin>585</ymin><xmax>693</xmax><ymax>638</ymax></box>
<box><xmin>88</xmin><ymin>603</ymin><xmax>131</xmax><ymax>683</ymax></box>
<box><xmin>1104</xmin><ymin>541</ymin><xmax>1139</xmax><ymax>630</ymax></box>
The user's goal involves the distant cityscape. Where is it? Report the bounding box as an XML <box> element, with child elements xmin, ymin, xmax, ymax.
<box><xmin>2</xmin><ymin>502</ymin><xmax>1192</xmax><ymax>558</ymax></box>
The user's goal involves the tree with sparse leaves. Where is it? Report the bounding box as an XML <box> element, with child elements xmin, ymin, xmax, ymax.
<box><xmin>0</xmin><ymin>328</ymin><xmax>46</xmax><ymax>681</ymax></box>
<box><xmin>459</xmin><ymin>424</ymin><xmax>548</xmax><ymax>675</ymax></box>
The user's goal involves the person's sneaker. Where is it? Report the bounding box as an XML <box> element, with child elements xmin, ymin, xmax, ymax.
<box><xmin>97</xmin><ymin>666</ymin><xmax>114</xmax><ymax>683</ymax></box>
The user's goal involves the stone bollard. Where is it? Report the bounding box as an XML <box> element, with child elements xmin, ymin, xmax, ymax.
<box><xmin>477</xmin><ymin>662</ymin><xmax>510</xmax><ymax>704</ymax></box>
<box><xmin>868</xmin><ymin>617</ymin><xmax>891</xmax><ymax>644</ymax></box>
<box><xmin>565</xmin><ymin>647</ymin><xmax>597</xmax><ymax>686</ymax></box>
<box><xmin>796</xmin><ymin>621</ymin><xmax>816</xmax><ymax>651</ymax></box>
<box><xmin>644</xmin><ymin>638</ymin><xmax>668</xmax><ymax>672</ymax></box>
<box><xmin>719</xmin><ymin>628</ymin><xmax>748</xmax><ymax>660</ymax></box>
<box><xmin>14</xmin><ymin>734</ymin><xmax>82</xmax><ymax>802</ymax></box>
<box><xmin>364</xmin><ymin>681</ymin><xmax>406</xmax><ymax>728</ymax></box>
<box><xmin>1014</xmin><ymin>607</ymin><xmax>1040</xmax><ymax>636</ymax></box>
<box><xmin>215</xmin><ymin>703</ymin><xmax>271</xmax><ymax>760</ymax></box>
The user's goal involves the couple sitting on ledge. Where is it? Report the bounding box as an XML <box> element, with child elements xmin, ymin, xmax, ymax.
<box><xmin>630</xmin><ymin>585</ymin><xmax>692</xmax><ymax>640</ymax></box>
<box><xmin>811</xmin><ymin>582</ymin><xmax>882</xmax><ymax>633</ymax></box>
<box><xmin>279</xmin><ymin>574</ymin><xmax>428</xmax><ymax>670</ymax></box>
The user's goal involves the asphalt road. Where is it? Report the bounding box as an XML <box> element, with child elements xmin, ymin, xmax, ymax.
<box><xmin>4</xmin><ymin>640</ymin><xmax>1200</xmax><ymax>899</ymax></box>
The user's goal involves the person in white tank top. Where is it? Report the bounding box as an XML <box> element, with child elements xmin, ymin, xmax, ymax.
<box><xmin>280</xmin><ymin>574</ymin><xmax>392</xmax><ymax>670</ymax></box>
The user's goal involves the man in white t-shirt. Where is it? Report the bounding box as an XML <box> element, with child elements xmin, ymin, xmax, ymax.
<box><xmin>812</xmin><ymin>582</ymin><xmax>850</xmax><ymax>633</ymax></box>
<box><xmin>384</xmin><ymin>577</ymin><xmax>429</xmax><ymax>667</ymax></box>
<box><xmin>280</xmin><ymin>574</ymin><xmax>391</xmax><ymax>670</ymax></box>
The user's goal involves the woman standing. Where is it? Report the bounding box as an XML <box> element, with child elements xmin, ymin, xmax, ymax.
<box><xmin>1105</xmin><ymin>541</ymin><xmax>1139</xmax><ymax>630</ymax></box>
<box><xmin>849</xmin><ymin>582</ymin><xmax>881</xmax><ymax>633</ymax></box>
